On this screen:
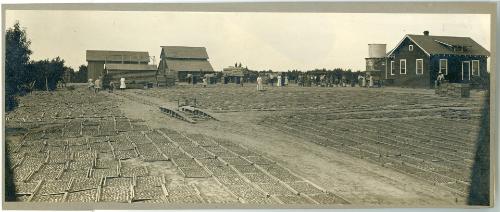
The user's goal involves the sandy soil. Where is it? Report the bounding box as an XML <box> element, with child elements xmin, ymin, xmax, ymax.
<box><xmin>110</xmin><ymin>89</ymin><xmax>465</xmax><ymax>206</ymax></box>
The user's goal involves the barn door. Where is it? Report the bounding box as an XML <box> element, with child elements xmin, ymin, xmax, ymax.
<box><xmin>462</xmin><ymin>61</ymin><xmax>471</xmax><ymax>81</ymax></box>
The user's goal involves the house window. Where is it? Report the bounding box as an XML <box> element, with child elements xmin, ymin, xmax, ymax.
<box><xmin>472</xmin><ymin>60</ymin><xmax>480</xmax><ymax>76</ymax></box>
<box><xmin>409</xmin><ymin>45</ymin><xmax>414</xmax><ymax>51</ymax></box>
<box><xmin>416</xmin><ymin>59</ymin><xmax>423</xmax><ymax>75</ymax></box>
<box><xmin>390</xmin><ymin>61</ymin><xmax>395</xmax><ymax>75</ymax></box>
<box><xmin>439</xmin><ymin>59</ymin><xmax>448</xmax><ymax>75</ymax></box>
<box><xmin>400</xmin><ymin>59</ymin><xmax>406</xmax><ymax>74</ymax></box>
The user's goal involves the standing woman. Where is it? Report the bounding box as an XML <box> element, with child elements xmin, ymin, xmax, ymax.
<box><xmin>120</xmin><ymin>78</ymin><xmax>126</xmax><ymax>91</ymax></box>
<box><xmin>94</xmin><ymin>78</ymin><xmax>101</xmax><ymax>93</ymax></box>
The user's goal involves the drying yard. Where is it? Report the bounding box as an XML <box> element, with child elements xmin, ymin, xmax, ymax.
<box><xmin>4</xmin><ymin>84</ymin><xmax>488</xmax><ymax>206</ymax></box>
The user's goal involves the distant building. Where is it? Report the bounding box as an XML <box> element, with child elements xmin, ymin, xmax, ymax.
<box><xmin>158</xmin><ymin>46</ymin><xmax>215</xmax><ymax>83</ymax></box>
<box><xmin>104</xmin><ymin>64</ymin><xmax>158</xmax><ymax>89</ymax></box>
<box><xmin>385</xmin><ymin>31</ymin><xmax>490</xmax><ymax>88</ymax></box>
<box><xmin>86</xmin><ymin>50</ymin><xmax>150</xmax><ymax>81</ymax></box>
<box><xmin>222</xmin><ymin>64</ymin><xmax>247</xmax><ymax>84</ymax></box>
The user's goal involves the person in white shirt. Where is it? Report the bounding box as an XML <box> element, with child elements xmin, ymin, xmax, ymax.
<box><xmin>436</xmin><ymin>71</ymin><xmax>445</xmax><ymax>87</ymax></box>
<box><xmin>120</xmin><ymin>78</ymin><xmax>126</xmax><ymax>90</ymax></box>
<box><xmin>88</xmin><ymin>78</ymin><xmax>94</xmax><ymax>91</ymax></box>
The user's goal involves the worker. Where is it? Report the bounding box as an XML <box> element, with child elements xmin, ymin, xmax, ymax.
<box><xmin>88</xmin><ymin>78</ymin><xmax>94</xmax><ymax>91</ymax></box>
<box><xmin>256</xmin><ymin>76</ymin><xmax>263</xmax><ymax>91</ymax></box>
<box><xmin>369</xmin><ymin>75</ymin><xmax>374</xmax><ymax>88</ymax></box>
<box><xmin>94</xmin><ymin>78</ymin><xmax>101</xmax><ymax>93</ymax></box>
<box><xmin>240</xmin><ymin>76</ymin><xmax>244</xmax><ymax>87</ymax></box>
<box><xmin>361</xmin><ymin>75</ymin><xmax>366</xmax><ymax>87</ymax></box>
<box><xmin>120</xmin><ymin>77</ymin><xmax>126</xmax><ymax>90</ymax></box>
<box><xmin>284</xmin><ymin>75</ymin><xmax>289</xmax><ymax>86</ymax></box>
<box><xmin>109</xmin><ymin>81</ymin><xmax>115</xmax><ymax>93</ymax></box>
<box><xmin>277</xmin><ymin>75</ymin><xmax>282</xmax><ymax>87</ymax></box>
<box><xmin>203</xmin><ymin>77</ymin><xmax>207</xmax><ymax>88</ymax></box>
<box><xmin>436</xmin><ymin>71</ymin><xmax>445</xmax><ymax>87</ymax></box>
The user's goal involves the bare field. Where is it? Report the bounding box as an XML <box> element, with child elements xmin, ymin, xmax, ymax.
<box><xmin>4</xmin><ymin>84</ymin><xmax>488</xmax><ymax>206</ymax></box>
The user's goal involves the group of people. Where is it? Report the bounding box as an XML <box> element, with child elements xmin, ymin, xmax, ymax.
<box><xmin>267</xmin><ymin>74</ymin><xmax>289</xmax><ymax>87</ymax></box>
<box><xmin>357</xmin><ymin>74</ymin><xmax>375</xmax><ymax>87</ymax></box>
<box><xmin>88</xmin><ymin>76</ymin><xmax>126</xmax><ymax>93</ymax></box>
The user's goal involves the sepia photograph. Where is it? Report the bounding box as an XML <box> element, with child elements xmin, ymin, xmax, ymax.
<box><xmin>2</xmin><ymin>1</ymin><xmax>496</xmax><ymax>209</ymax></box>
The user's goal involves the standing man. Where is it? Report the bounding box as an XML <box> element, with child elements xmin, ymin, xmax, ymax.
<box><xmin>369</xmin><ymin>74</ymin><xmax>374</xmax><ymax>88</ymax></box>
<box><xmin>203</xmin><ymin>77</ymin><xmax>208</xmax><ymax>88</ymax></box>
<box><xmin>109</xmin><ymin>81</ymin><xmax>115</xmax><ymax>93</ymax></box>
<box><xmin>436</xmin><ymin>71</ymin><xmax>445</xmax><ymax>87</ymax></box>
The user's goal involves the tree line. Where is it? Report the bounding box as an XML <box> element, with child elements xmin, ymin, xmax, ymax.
<box><xmin>5</xmin><ymin>22</ymin><xmax>87</xmax><ymax>111</ymax></box>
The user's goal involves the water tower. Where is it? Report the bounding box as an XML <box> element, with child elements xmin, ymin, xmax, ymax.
<box><xmin>365</xmin><ymin>44</ymin><xmax>387</xmax><ymax>81</ymax></box>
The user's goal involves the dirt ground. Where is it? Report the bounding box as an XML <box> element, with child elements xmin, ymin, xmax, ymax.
<box><xmin>5</xmin><ymin>84</ymin><xmax>484</xmax><ymax>207</ymax></box>
<box><xmin>113</xmin><ymin>85</ymin><xmax>472</xmax><ymax>206</ymax></box>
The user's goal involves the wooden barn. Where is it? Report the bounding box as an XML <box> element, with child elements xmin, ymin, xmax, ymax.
<box><xmin>157</xmin><ymin>46</ymin><xmax>215</xmax><ymax>83</ymax></box>
<box><xmin>86</xmin><ymin>50</ymin><xmax>150</xmax><ymax>81</ymax></box>
<box><xmin>104</xmin><ymin>64</ymin><xmax>158</xmax><ymax>89</ymax></box>
<box><xmin>385</xmin><ymin>31</ymin><xmax>490</xmax><ymax>88</ymax></box>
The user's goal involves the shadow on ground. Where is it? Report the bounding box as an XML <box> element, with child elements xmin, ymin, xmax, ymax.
<box><xmin>468</xmin><ymin>90</ymin><xmax>490</xmax><ymax>205</ymax></box>
<box><xmin>4</xmin><ymin>128</ymin><xmax>19</xmax><ymax>201</ymax></box>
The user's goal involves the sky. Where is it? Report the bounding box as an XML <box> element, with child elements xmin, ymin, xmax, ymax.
<box><xmin>5</xmin><ymin>10</ymin><xmax>491</xmax><ymax>72</ymax></box>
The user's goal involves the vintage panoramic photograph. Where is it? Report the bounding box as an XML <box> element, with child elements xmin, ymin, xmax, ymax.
<box><xmin>2</xmin><ymin>3</ymin><xmax>494</xmax><ymax>209</ymax></box>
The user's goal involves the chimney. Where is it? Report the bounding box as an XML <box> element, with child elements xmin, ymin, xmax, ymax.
<box><xmin>423</xmin><ymin>31</ymin><xmax>429</xmax><ymax>36</ymax></box>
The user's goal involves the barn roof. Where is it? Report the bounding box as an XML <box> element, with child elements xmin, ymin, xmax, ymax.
<box><xmin>86</xmin><ymin>50</ymin><xmax>150</xmax><ymax>62</ymax></box>
<box><xmin>165</xmin><ymin>59</ymin><xmax>214</xmax><ymax>72</ymax></box>
<box><xmin>161</xmin><ymin>46</ymin><xmax>209</xmax><ymax>59</ymax></box>
<box><xmin>388</xmin><ymin>34</ymin><xmax>490</xmax><ymax>57</ymax></box>
<box><xmin>105</xmin><ymin>63</ymin><xmax>157</xmax><ymax>71</ymax></box>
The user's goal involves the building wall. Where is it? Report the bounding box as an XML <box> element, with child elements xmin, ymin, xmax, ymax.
<box><xmin>88</xmin><ymin>61</ymin><xmax>144</xmax><ymax>81</ymax></box>
<box><xmin>87</xmin><ymin>61</ymin><xmax>105</xmax><ymax>81</ymax></box>
<box><xmin>429</xmin><ymin>55</ymin><xmax>488</xmax><ymax>85</ymax></box>
<box><xmin>386</xmin><ymin>38</ymin><xmax>431</xmax><ymax>88</ymax></box>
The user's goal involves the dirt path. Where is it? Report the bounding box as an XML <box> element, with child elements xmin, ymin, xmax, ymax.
<box><xmin>111</xmin><ymin>90</ymin><xmax>464</xmax><ymax>206</ymax></box>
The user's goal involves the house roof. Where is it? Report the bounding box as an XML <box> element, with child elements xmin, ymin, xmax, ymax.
<box><xmin>86</xmin><ymin>50</ymin><xmax>150</xmax><ymax>62</ymax></box>
<box><xmin>161</xmin><ymin>46</ymin><xmax>209</xmax><ymax>59</ymax></box>
<box><xmin>105</xmin><ymin>63</ymin><xmax>157</xmax><ymax>71</ymax></box>
<box><xmin>165</xmin><ymin>59</ymin><xmax>214</xmax><ymax>72</ymax></box>
<box><xmin>388</xmin><ymin>34</ymin><xmax>490</xmax><ymax>57</ymax></box>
